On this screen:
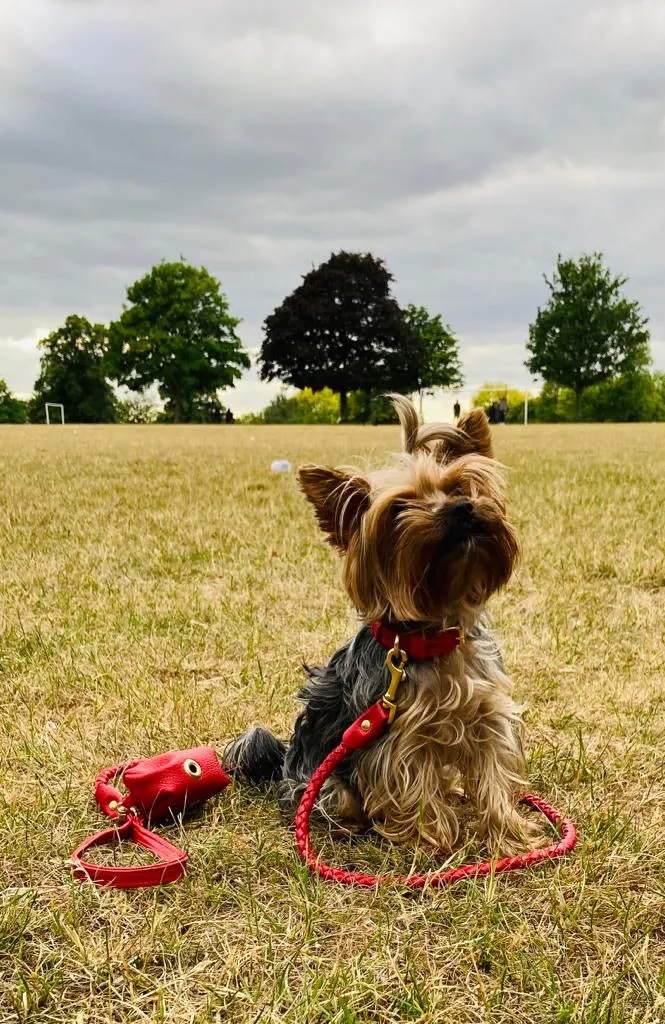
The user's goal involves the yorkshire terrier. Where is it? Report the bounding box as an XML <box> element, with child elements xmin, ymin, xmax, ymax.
<box><xmin>225</xmin><ymin>396</ymin><xmax>533</xmax><ymax>852</ymax></box>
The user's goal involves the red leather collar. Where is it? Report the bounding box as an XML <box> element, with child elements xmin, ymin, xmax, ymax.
<box><xmin>371</xmin><ymin>620</ymin><xmax>464</xmax><ymax>660</ymax></box>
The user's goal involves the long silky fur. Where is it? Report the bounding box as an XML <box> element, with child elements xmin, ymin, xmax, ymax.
<box><xmin>225</xmin><ymin>623</ymin><xmax>531</xmax><ymax>850</ymax></box>
<box><xmin>227</xmin><ymin>394</ymin><xmax>534</xmax><ymax>852</ymax></box>
<box><xmin>356</xmin><ymin>631</ymin><xmax>527</xmax><ymax>849</ymax></box>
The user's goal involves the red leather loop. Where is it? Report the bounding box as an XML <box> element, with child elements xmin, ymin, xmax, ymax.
<box><xmin>294</xmin><ymin>705</ymin><xmax>578</xmax><ymax>888</ymax></box>
<box><xmin>70</xmin><ymin>815</ymin><xmax>188</xmax><ymax>888</ymax></box>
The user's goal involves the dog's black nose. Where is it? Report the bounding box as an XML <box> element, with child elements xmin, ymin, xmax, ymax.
<box><xmin>449</xmin><ymin>500</ymin><xmax>475</xmax><ymax>522</ymax></box>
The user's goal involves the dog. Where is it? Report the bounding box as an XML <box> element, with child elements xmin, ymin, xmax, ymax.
<box><xmin>225</xmin><ymin>395</ymin><xmax>533</xmax><ymax>852</ymax></box>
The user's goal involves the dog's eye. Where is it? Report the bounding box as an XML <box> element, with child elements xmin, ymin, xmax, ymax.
<box><xmin>183</xmin><ymin>759</ymin><xmax>202</xmax><ymax>778</ymax></box>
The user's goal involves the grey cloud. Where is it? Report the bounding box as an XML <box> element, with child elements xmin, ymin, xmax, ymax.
<box><xmin>1</xmin><ymin>0</ymin><xmax>664</xmax><ymax>400</ymax></box>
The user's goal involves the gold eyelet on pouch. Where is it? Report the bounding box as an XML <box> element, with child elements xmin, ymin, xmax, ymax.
<box><xmin>183</xmin><ymin>759</ymin><xmax>202</xmax><ymax>778</ymax></box>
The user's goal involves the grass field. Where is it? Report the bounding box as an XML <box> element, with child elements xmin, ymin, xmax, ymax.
<box><xmin>2</xmin><ymin>422</ymin><xmax>665</xmax><ymax>1024</ymax></box>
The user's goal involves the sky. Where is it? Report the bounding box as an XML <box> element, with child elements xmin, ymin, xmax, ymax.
<box><xmin>1</xmin><ymin>0</ymin><xmax>664</xmax><ymax>416</ymax></box>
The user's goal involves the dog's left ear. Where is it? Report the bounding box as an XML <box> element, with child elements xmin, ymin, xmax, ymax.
<box><xmin>456</xmin><ymin>409</ymin><xmax>494</xmax><ymax>458</ymax></box>
<box><xmin>297</xmin><ymin>465</ymin><xmax>371</xmax><ymax>551</ymax></box>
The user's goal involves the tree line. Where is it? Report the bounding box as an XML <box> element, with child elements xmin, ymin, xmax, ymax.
<box><xmin>472</xmin><ymin>374</ymin><xmax>665</xmax><ymax>423</ymax></box>
<box><xmin>0</xmin><ymin>249</ymin><xmax>655</xmax><ymax>424</ymax></box>
<box><xmin>0</xmin><ymin>252</ymin><xmax>462</xmax><ymax>425</ymax></box>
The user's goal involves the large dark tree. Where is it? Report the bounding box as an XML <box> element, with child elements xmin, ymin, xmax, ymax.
<box><xmin>28</xmin><ymin>316</ymin><xmax>116</xmax><ymax>423</ymax></box>
<box><xmin>108</xmin><ymin>261</ymin><xmax>249</xmax><ymax>423</ymax></box>
<box><xmin>526</xmin><ymin>253</ymin><xmax>650</xmax><ymax>419</ymax></box>
<box><xmin>260</xmin><ymin>251</ymin><xmax>420</xmax><ymax>422</ymax></box>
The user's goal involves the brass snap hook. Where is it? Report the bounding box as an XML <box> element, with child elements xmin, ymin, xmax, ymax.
<box><xmin>382</xmin><ymin>638</ymin><xmax>408</xmax><ymax>724</ymax></box>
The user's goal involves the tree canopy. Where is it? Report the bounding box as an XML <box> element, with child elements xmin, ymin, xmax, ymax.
<box><xmin>525</xmin><ymin>253</ymin><xmax>650</xmax><ymax>418</ymax></box>
<box><xmin>0</xmin><ymin>380</ymin><xmax>28</xmax><ymax>423</ymax></box>
<box><xmin>29</xmin><ymin>315</ymin><xmax>116</xmax><ymax>423</ymax></box>
<box><xmin>259</xmin><ymin>251</ymin><xmax>421</xmax><ymax>422</ymax></box>
<box><xmin>404</xmin><ymin>304</ymin><xmax>463</xmax><ymax>395</ymax></box>
<box><xmin>108</xmin><ymin>261</ymin><xmax>249</xmax><ymax>422</ymax></box>
<box><xmin>526</xmin><ymin>373</ymin><xmax>665</xmax><ymax>423</ymax></box>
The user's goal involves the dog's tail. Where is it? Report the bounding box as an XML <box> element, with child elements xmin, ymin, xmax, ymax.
<box><xmin>222</xmin><ymin>727</ymin><xmax>286</xmax><ymax>784</ymax></box>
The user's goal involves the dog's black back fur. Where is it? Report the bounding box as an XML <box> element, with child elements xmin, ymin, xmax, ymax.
<box><xmin>284</xmin><ymin>625</ymin><xmax>386</xmax><ymax>784</ymax></box>
<box><xmin>223</xmin><ymin>626</ymin><xmax>385</xmax><ymax>808</ymax></box>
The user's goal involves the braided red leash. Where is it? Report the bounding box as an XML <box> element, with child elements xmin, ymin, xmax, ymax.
<box><xmin>71</xmin><ymin>648</ymin><xmax>577</xmax><ymax>889</ymax></box>
<box><xmin>294</xmin><ymin>701</ymin><xmax>577</xmax><ymax>888</ymax></box>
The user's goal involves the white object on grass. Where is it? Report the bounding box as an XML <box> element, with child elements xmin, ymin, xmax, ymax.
<box><xmin>270</xmin><ymin>459</ymin><xmax>292</xmax><ymax>473</ymax></box>
<box><xmin>45</xmin><ymin>403</ymin><xmax>65</xmax><ymax>425</ymax></box>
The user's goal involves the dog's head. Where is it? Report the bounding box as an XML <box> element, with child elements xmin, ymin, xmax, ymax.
<box><xmin>297</xmin><ymin>395</ymin><xmax>520</xmax><ymax>625</ymax></box>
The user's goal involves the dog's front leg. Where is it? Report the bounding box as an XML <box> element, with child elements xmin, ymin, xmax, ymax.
<box><xmin>462</xmin><ymin>701</ymin><xmax>537</xmax><ymax>852</ymax></box>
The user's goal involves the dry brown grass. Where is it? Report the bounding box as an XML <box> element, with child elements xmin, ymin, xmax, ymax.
<box><xmin>1</xmin><ymin>421</ymin><xmax>665</xmax><ymax>1023</ymax></box>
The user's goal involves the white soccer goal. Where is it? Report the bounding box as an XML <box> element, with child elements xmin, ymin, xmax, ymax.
<box><xmin>45</xmin><ymin>403</ymin><xmax>65</xmax><ymax>425</ymax></box>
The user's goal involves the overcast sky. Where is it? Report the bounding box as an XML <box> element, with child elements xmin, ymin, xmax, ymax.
<box><xmin>2</xmin><ymin>0</ymin><xmax>664</xmax><ymax>414</ymax></box>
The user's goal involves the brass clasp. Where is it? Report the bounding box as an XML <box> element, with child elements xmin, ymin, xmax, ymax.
<box><xmin>382</xmin><ymin>638</ymin><xmax>408</xmax><ymax>724</ymax></box>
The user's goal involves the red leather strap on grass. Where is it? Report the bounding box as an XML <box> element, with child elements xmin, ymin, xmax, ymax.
<box><xmin>371</xmin><ymin>620</ymin><xmax>462</xmax><ymax>660</ymax></box>
<box><xmin>294</xmin><ymin>704</ymin><xmax>578</xmax><ymax>888</ymax></box>
<box><xmin>70</xmin><ymin>815</ymin><xmax>188</xmax><ymax>888</ymax></box>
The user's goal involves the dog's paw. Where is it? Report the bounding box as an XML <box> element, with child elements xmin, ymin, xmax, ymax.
<box><xmin>482</xmin><ymin>810</ymin><xmax>545</xmax><ymax>856</ymax></box>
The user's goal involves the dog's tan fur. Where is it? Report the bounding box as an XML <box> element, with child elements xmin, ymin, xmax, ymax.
<box><xmin>297</xmin><ymin>396</ymin><xmax>534</xmax><ymax>851</ymax></box>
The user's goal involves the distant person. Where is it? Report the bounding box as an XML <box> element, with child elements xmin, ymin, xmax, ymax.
<box><xmin>498</xmin><ymin>395</ymin><xmax>508</xmax><ymax>425</ymax></box>
<box><xmin>488</xmin><ymin>401</ymin><xmax>499</xmax><ymax>424</ymax></box>
<box><xmin>225</xmin><ymin>408</ymin><xmax>234</xmax><ymax>424</ymax></box>
<box><xmin>453</xmin><ymin>400</ymin><xmax>461</xmax><ymax>421</ymax></box>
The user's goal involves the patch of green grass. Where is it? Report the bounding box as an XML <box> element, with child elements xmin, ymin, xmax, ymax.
<box><xmin>1</xmin><ymin>422</ymin><xmax>665</xmax><ymax>1022</ymax></box>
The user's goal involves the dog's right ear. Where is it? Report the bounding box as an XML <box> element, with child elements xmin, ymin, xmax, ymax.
<box><xmin>297</xmin><ymin>465</ymin><xmax>371</xmax><ymax>551</ymax></box>
<box><xmin>456</xmin><ymin>409</ymin><xmax>494</xmax><ymax>459</ymax></box>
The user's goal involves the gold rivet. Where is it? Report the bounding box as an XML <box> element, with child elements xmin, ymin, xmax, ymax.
<box><xmin>360</xmin><ymin>720</ymin><xmax>371</xmax><ymax>732</ymax></box>
<box><xmin>108</xmin><ymin>800</ymin><xmax>118</xmax><ymax>812</ymax></box>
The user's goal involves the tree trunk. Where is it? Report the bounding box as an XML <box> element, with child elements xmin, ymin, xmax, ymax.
<box><xmin>173</xmin><ymin>382</ymin><xmax>182</xmax><ymax>424</ymax></box>
<box><xmin>339</xmin><ymin>389</ymin><xmax>348</xmax><ymax>424</ymax></box>
<box><xmin>575</xmin><ymin>388</ymin><xmax>583</xmax><ymax>421</ymax></box>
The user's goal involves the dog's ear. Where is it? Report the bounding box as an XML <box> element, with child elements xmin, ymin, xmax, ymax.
<box><xmin>456</xmin><ymin>409</ymin><xmax>494</xmax><ymax>458</ymax></box>
<box><xmin>297</xmin><ymin>465</ymin><xmax>371</xmax><ymax>550</ymax></box>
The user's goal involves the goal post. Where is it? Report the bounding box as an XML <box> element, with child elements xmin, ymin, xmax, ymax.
<box><xmin>45</xmin><ymin>403</ymin><xmax>65</xmax><ymax>425</ymax></box>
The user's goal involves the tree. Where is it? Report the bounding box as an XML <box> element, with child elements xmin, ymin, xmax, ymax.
<box><xmin>259</xmin><ymin>251</ymin><xmax>420</xmax><ymax>423</ymax></box>
<box><xmin>252</xmin><ymin>387</ymin><xmax>339</xmax><ymax>424</ymax></box>
<box><xmin>348</xmin><ymin>390</ymin><xmax>398</xmax><ymax>424</ymax></box>
<box><xmin>526</xmin><ymin>253</ymin><xmax>650</xmax><ymax>419</ymax></box>
<box><xmin>108</xmin><ymin>261</ymin><xmax>249</xmax><ymax>423</ymax></box>
<box><xmin>404</xmin><ymin>305</ymin><xmax>463</xmax><ymax>418</ymax></box>
<box><xmin>516</xmin><ymin>372</ymin><xmax>665</xmax><ymax>423</ymax></box>
<box><xmin>0</xmin><ymin>380</ymin><xmax>28</xmax><ymax>423</ymax></box>
<box><xmin>160</xmin><ymin>393</ymin><xmax>228</xmax><ymax>423</ymax></box>
<box><xmin>582</xmin><ymin>371</ymin><xmax>665</xmax><ymax>422</ymax></box>
<box><xmin>115</xmin><ymin>394</ymin><xmax>159</xmax><ymax>424</ymax></box>
<box><xmin>28</xmin><ymin>315</ymin><xmax>116</xmax><ymax>423</ymax></box>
